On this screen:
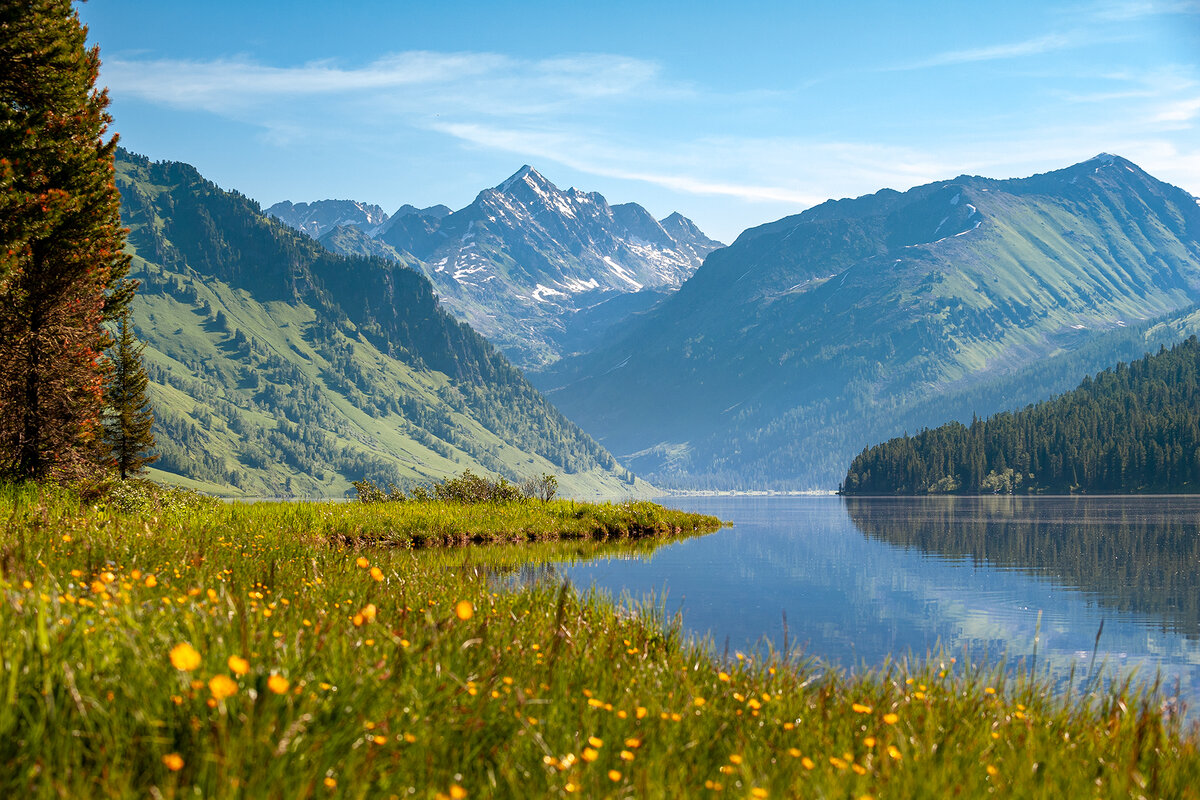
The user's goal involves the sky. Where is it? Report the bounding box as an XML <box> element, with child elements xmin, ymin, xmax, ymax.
<box><xmin>79</xmin><ymin>0</ymin><xmax>1200</xmax><ymax>244</ymax></box>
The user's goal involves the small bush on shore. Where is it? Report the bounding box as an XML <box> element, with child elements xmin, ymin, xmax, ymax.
<box><xmin>354</xmin><ymin>469</ymin><xmax>559</xmax><ymax>504</ymax></box>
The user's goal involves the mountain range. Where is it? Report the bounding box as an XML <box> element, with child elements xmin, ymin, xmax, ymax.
<box><xmin>269</xmin><ymin>167</ymin><xmax>723</xmax><ymax>368</ymax></box>
<box><xmin>114</xmin><ymin>149</ymin><xmax>643</xmax><ymax>498</ymax></box>
<box><xmin>535</xmin><ymin>154</ymin><xmax>1200</xmax><ymax>489</ymax></box>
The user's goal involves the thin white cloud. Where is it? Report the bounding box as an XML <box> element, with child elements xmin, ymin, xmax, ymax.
<box><xmin>102</xmin><ymin>51</ymin><xmax>663</xmax><ymax>116</ymax></box>
<box><xmin>433</xmin><ymin>122</ymin><xmax>822</xmax><ymax>205</ymax></box>
<box><xmin>432</xmin><ymin>121</ymin><xmax>968</xmax><ymax>209</ymax></box>
<box><xmin>888</xmin><ymin>34</ymin><xmax>1081</xmax><ymax>71</ymax></box>
<box><xmin>1152</xmin><ymin>95</ymin><xmax>1200</xmax><ymax>122</ymax></box>
<box><xmin>98</xmin><ymin>42</ymin><xmax>1200</xmax><ymax>239</ymax></box>
<box><xmin>1088</xmin><ymin>0</ymin><xmax>1200</xmax><ymax>21</ymax></box>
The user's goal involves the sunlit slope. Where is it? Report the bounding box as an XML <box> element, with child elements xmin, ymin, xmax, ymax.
<box><xmin>115</xmin><ymin>150</ymin><xmax>644</xmax><ymax>498</ymax></box>
<box><xmin>537</xmin><ymin>155</ymin><xmax>1200</xmax><ymax>489</ymax></box>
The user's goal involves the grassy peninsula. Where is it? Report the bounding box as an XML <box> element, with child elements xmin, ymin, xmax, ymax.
<box><xmin>1</xmin><ymin>483</ymin><xmax>1197</xmax><ymax>799</ymax></box>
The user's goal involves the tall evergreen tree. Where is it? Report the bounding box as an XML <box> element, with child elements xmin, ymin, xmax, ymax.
<box><xmin>0</xmin><ymin>0</ymin><xmax>132</xmax><ymax>480</ymax></box>
<box><xmin>102</xmin><ymin>310</ymin><xmax>155</xmax><ymax>479</ymax></box>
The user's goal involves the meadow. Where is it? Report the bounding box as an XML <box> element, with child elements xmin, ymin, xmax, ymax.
<box><xmin>1</xmin><ymin>482</ymin><xmax>1197</xmax><ymax>799</ymax></box>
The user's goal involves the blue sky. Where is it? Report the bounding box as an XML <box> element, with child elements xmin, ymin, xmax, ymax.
<box><xmin>80</xmin><ymin>0</ymin><xmax>1200</xmax><ymax>243</ymax></box>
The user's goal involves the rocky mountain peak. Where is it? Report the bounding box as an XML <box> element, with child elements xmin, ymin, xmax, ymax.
<box><xmin>496</xmin><ymin>164</ymin><xmax>554</xmax><ymax>195</ymax></box>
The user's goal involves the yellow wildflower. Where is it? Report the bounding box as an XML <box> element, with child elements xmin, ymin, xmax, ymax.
<box><xmin>228</xmin><ymin>655</ymin><xmax>249</xmax><ymax>675</ymax></box>
<box><xmin>882</xmin><ymin>712</ymin><xmax>899</xmax><ymax>725</ymax></box>
<box><xmin>209</xmin><ymin>674</ymin><xmax>237</xmax><ymax>700</ymax></box>
<box><xmin>162</xmin><ymin>753</ymin><xmax>184</xmax><ymax>771</ymax></box>
<box><xmin>169</xmin><ymin>642</ymin><xmax>201</xmax><ymax>671</ymax></box>
<box><xmin>268</xmin><ymin>673</ymin><xmax>290</xmax><ymax>694</ymax></box>
<box><xmin>455</xmin><ymin>600</ymin><xmax>474</xmax><ymax>621</ymax></box>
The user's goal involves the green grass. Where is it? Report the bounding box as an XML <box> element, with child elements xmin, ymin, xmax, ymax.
<box><xmin>1</xmin><ymin>483</ymin><xmax>1197</xmax><ymax>798</ymax></box>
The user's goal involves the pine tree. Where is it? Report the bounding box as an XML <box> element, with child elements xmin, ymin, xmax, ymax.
<box><xmin>0</xmin><ymin>0</ymin><xmax>132</xmax><ymax>480</ymax></box>
<box><xmin>103</xmin><ymin>311</ymin><xmax>155</xmax><ymax>479</ymax></box>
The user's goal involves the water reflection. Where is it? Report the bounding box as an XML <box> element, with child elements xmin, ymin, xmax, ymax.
<box><xmin>844</xmin><ymin>496</ymin><xmax>1200</xmax><ymax>640</ymax></box>
<box><xmin>551</xmin><ymin>496</ymin><xmax>1200</xmax><ymax>703</ymax></box>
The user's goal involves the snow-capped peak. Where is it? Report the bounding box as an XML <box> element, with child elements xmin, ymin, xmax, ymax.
<box><xmin>497</xmin><ymin>165</ymin><xmax>552</xmax><ymax>194</ymax></box>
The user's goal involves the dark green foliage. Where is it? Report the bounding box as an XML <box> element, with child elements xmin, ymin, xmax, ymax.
<box><xmin>102</xmin><ymin>311</ymin><xmax>157</xmax><ymax>479</ymax></box>
<box><xmin>843</xmin><ymin>337</ymin><xmax>1200</xmax><ymax>494</ymax></box>
<box><xmin>0</xmin><ymin>0</ymin><xmax>132</xmax><ymax>480</ymax></box>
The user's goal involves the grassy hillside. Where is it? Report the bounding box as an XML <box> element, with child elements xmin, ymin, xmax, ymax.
<box><xmin>114</xmin><ymin>150</ymin><xmax>645</xmax><ymax>498</ymax></box>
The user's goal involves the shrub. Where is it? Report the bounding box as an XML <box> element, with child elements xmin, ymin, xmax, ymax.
<box><xmin>353</xmin><ymin>470</ymin><xmax>558</xmax><ymax>504</ymax></box>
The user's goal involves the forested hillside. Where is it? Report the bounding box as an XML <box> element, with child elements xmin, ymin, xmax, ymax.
<box><xmin>842</xmin><ymin>337</ymin><xmax>1200</xmax><ymax>494</ymax></box>
<box><xmin>114</xmin><ymin>149</ymin><xmax>640</xmax><ymax>497</ymax></box>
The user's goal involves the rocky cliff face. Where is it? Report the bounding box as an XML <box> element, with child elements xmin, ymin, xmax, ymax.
<box><xmin>286</xmin><ymin>166</ymin><xmax>723</xmax><ymax>368</ymax></box>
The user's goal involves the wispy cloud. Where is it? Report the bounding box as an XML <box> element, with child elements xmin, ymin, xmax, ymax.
<box><xmin>102</xmin><ymin>51</ymin><xmax>665</xmax><ymax>117</ymax></box>
<box><xmin>887</xmin><ymin>33</ymin><xmax>1082</xmax><ymax>71</ymax></box>
<box><xmin>433</xmin><ymin>121</ymin><xmax>961</xmax><ymax>208</ymax></box>
<box><xmin>1152</xmin><ymin>95</ymin><xmax>1200</xmax><ymax>123</ymax></box>
<box><xmin>98</xmin><ymin>39</ymin><xmax>1200</xmax><ymax>242</ymax></box>
<box><xmin>432</xmin><ymin>122</ymin><xmax>822</xmax><ymax>205</ymax></box>
<box><xmin>1088</xmin><ymin>0</ymin><xmax>1200</xmax><ymax>21</ymax></box>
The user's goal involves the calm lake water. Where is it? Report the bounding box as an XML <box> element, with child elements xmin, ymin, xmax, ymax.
<box><xmin>553</xmin><ymin>495</ymin><xmax>1200</xmax><ymax>702</ymax></box>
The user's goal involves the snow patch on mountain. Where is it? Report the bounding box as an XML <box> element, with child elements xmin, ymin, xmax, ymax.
<box><xmin>531</xmin><ymin>283</ymin><xmax>567</xmax><ymax>302</ymax></box>
<box><xmin>604</xmin><ymin>256</ymin><xmax>645</xmax><ymax>290</ymax></box>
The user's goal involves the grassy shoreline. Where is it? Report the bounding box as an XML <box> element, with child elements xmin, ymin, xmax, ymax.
<box><xmin>1</xmin><ymin>483</ymin><xmax>1197</xmax><ymax>798</ymax></box>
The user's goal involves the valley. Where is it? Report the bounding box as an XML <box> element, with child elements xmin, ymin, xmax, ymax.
<box><xmin>115</xmin><ymin>149</ymin><xmax>642</xmax><ymax>498</ymax></box>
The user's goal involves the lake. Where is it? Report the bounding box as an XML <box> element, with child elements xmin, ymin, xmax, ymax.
<box><xmin>553</xmin><ymin>495</ymin><xmax>1200</xmax><ymax>703</ymax></box>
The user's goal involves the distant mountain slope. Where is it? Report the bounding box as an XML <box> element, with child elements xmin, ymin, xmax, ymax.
<box><xmin>843</xmin><ymin>336</ymin><xmax>1200</xmax><ymax>494</ymax></box>
<box><xmin>114</xmin><ymin>149</ymin><xmax>642</xmax><ymax>497</ymax></box>
<box><xmin>264</xmin><ymin>199</ymin><xmax>390</xmax><ymax>238</ymax></box>
<box><xmin>287</xmin><ymin>166</ymin><xmax>723</xmax><ymax>368</ymax></box>
<box><xmin>536</xmin><ymin>155</ymin><xmax>1200</xmax><ymax>489</ymax></box>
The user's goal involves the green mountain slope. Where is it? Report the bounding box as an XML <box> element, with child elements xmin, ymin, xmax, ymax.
<box><xmin>114</xmin><ymin>149</ymin><xmax>643</xmax><ymax>498</ymax></box>
<box><xmin>535</xmin><ymin>155</ymin><xmax>1200</xmax><ymax>489</ymax></box>
<box><xmin>843</xmin><ymin>336</ymin><xmax>1200</xmax><ymax>494</ymax></box>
